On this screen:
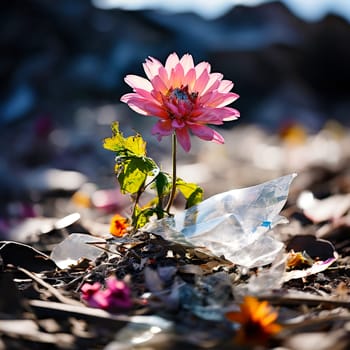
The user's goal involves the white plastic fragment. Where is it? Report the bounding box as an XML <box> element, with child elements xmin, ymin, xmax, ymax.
<box><xmin>233</xmin><ymin>251</ymin><xmax>287</xmax><ymax>299</ymax></box>
<box><xmin>50</xmin><ymin>233</ymin><xmax>106</xmax><ymax>269</ymax></box>
<box><xmin>145</xmin><ymin>173</ymin><xmax>297</xmax><ymax>268</ymax></box>
<box><xmin>105</xmin><ymin>314</ymin><xmax>173</xmax><ymax>349</ymax></box>
<box><xmin>298</xmin><ymin>192</ymin><xmax>350</xmax><ymax>223</ymax></box>
<box><xmin>54</xmin><ymin>213</ymin><xmax>81</xmax><ymax>230</ymax></box>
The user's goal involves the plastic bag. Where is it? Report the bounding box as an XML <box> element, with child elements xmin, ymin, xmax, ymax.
<box><xmin>50</xmin><ymin>233</ymin><xmax>106</xmax><ymax>269</ymax></box>
<box><xmin>145</xmin><ymin>173</ymin><xmax>296</xmax><ymax>268</ymax></box>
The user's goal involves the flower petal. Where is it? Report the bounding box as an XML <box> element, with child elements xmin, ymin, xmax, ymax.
<box><xmin>218</xmin><ymin>79</ymin><xmax>234</xmax><ymax>93</ymax></box>
<box><xmin>172</xmin><ymin>119</ymin><xmax>185</xmax><ymax>128</ymax></box>
<box><xmin>143</xmin><ymin>56</ymin><xmax>164</xmax><ymax>81</ymax></box>
<box><xmin>192</xmin><ymin>107</ymin><xmax>237</xmax><ymax>124</ymax></box>
<box><xmin>121</xmin><ymin>94</ymin><xmax>167</xmax><ymax>117</ymax></box>
<box><xmin>157</xmin><ymin>66</ymin><xmax>170</xmax><ymax>89</ymax></box>
<box><xmin>152</xmin><ymin>119</ymin><xmax>174</xmax><ymax>138</ymax></box>
<box><xmin>226</xmin><ymin>311</ymin><xmax>247</xmax><ymax>324</ymax></box>
<box><xmin>132</xmin><ymin>88</ymin><xmax>156</xmax><ymax>101</ymax></box>
<box><xmin>210</xmin><ymin>130</ymin><xmax>225</xmax><ymax>144</ymax></box>
<box><xmin>253</xmin><ymin>301</ymin><xmax>271</xmax><ymax>321</ymax></box>
<box><xmin>201</xmin><ymin>73</ymin><xmax>223</xmax><ymax>95</ymax></box>
<box><xmin>221</xmin><ymin>107</ymin><xmax>240</xmax><ymax>121</ymax></box>
<box><xmin>260</xmin><ymin>311</ymin><xmax>278</xmax><ymax>326</ymax></box>
<box><xmin>193</xmin><ymin>68</ymin><xmax>210</xmax><ymax>94</ymax></box>
<box><xmin>124</xmin><ymin>74</ymin><xmax>153</xmax><ymax>91</ymax></box>
<box><xmin>176</xmin><ymin>127</ymin><xmax>191</xmax><ymax>152</ymax></box>
<box><xmin>207</xmin><ymin>92</ymin><xmax>240</xmax><ymax>108</ymax></box>
<box><xmin>151</xmin><ymin>75</ymin><xmax>168</xmax><ymax>94</ymax></box>
<box><xmin>195</xmin><ymin>61</ymin><xmax>211</xmax><ymax>78</ymax></box>
<box><xmin>170</xmin><ymin>63</ymin><xmax>185</xmax><ymax>88</ymax></box>
<box><xmin>180</xmin><ymin>54</ymin><xmax>194</xmax><ymax>74</ymax></box>
<box><xmin>189</xmin><ymin>124</ymin><xmax>224</xmax><ymax>144</ymax></box>
<box><xmin>165</xmin><ymin>52</ymin><xmax>180</xmax><ymax>74</ymax></box>
<box><xmin>184</xmin><ymin>68</ymin><xmax>197</xmax><ymax>90</ymax></box>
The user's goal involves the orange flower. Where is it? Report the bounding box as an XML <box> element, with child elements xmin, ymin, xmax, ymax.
<box><xmin>226</xmin><ymin>296</ymin><xmax>282</xmax><ymax>346</ymax></box>
<box><xmin>109</xmin><ymin>214</ymin><xmax>129</xmax><ymax>237</ymax></box>
<box><xmin>286</xmin><ymin>250</ymin><xmax>313</xmax><ymax>269</ymax></box>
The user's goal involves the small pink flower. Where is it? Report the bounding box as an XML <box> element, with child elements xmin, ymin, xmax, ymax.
<box><xmin>104</xmin><ymin>277</ymin><xmax>133</xmax><ymax>310</ymax></box>
<box><xmin>81</xmin><ymin>281</ymin><xmax>109</xmax><ymax>309</ymax></box>
<box><xmin>80</xmin><ymin>277</ymin><xmax>132</xmax><ymax>312</ymax></box>
<box><xmin>121</xmin><ymin>53</ymin><xmax>239</xmax><ymax>152</ymax></box>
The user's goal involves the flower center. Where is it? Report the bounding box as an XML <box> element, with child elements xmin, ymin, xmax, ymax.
<box><xmin>172</xmin><ymin>88</ymin><xmax>188</xmax><ymax>101</ymax></box>
<box><xmin>166</xmin><ymin>86</ymin><xmax>198</xmax><ymax>121</ymax></box>
<box><xmin>169</xmin><ymin>86</ymin><xmax>198</xmax><ymax>103</ymax></box>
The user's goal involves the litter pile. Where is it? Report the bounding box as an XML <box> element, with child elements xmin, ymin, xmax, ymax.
<box><xmin>1</xmin><ymin>160</ymin><xmax>350</xmax><ymax>349</ymax></box>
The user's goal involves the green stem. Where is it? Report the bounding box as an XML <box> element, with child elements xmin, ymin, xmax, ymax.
<box><xmin>165</xmin><ymin>133</ymin><xmax>177</xmax><ymax>214</ymax></box>
<box><xmin>131</xmin><ymin>184</ymin><xmax>144</xmax><ymax>229</ymax></box>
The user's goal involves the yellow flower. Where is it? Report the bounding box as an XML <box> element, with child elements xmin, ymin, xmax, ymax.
<box><xmin>286</xmin><ymin>250</ymin><xmax>313</xmax><ymax>270</ymax></box>
<box><xmin>226</xmin><ymin>296</ymin><xmax>282</xmax><ymax>346</ymax></box>
<box><xmin>109</xmin><ymin>214</ymin><xmax>129</xmax><ymax>237</ymax></box>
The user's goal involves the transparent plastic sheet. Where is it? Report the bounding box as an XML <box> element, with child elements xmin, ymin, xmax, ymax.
<box><xmin>50</xmin><ymin>233</ymin><xmax>106</xmax><ymax>269</ymax></box>
<box><xmin>145</xmin><ymin>173</ymin><xmax>297</xmax><ymax>268</ymax></box>
<box><xmin>104</xmin><ymin>315</ymin><xmax>173</xmax><ymax>350</ymax></box>
<box><xmin>233</xmin><ymin>251</ymin><xmax>288</xmax><ymax>299</ymax></box>
<box><xmin>178</xmin><ymin>271</ymin><xmax>234</xmax><ymax>321</ymax></box>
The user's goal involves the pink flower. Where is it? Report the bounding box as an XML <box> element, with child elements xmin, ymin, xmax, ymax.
<box><xmin>81</xmin><ymin>281</ymin><xmax>108</xmax><ymax>309</ymax></box>
<box><xmin>104</xmin><ymin>277</ymin><xmax>133</xmax><ymax>310</ymax></box>
<box><xmin>121</xmin><ymin>53</ymin><xmax>239</xmax><ymax>152</ymax></box>
<box><xmin>81</xmin><ymin>277</ymin><xmax>132</xmax><ymax>312</ymax></box>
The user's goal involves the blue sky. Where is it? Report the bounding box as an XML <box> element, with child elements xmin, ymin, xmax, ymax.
<box><xmin>92</xmin><ymin>0</ymin><xmax>350</xmax><ymax>21</ymax></box>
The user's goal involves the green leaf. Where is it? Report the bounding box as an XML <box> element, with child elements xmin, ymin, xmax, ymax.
<box><xmin>154</xmin><ymin>172</ymin><xmax>172</xmax><ymax>198</ymax></box>
<box><xmin>186</xmin><ymin>187</ymin><xmax>204</xmax><ymax>208</ymax></box>
<box><xmin>176</xmin><ymin>178</ymin><xmax>203</xmax><ymax>208</ymax></box>
<box><xmin>117</xmin><ymin>156</ymin><xmax>158</xmax><ymax>194</ymax></box>
<box><xmin>133</xmin><ymin>206</ymin><xmax>157</xmax><ymax>229</ymax></box>
<box><xmin>103</xmin><ymin>122</ymin><xmax>146</xmax><ymax>157</ymax></box>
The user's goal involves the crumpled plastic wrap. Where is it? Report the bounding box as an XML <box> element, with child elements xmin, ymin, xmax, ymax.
<box><xmin>50</xmin><ymin>233</ymin><xmax>106</xmax><ymax>269</ymax></box>
<box><xmin>145</xmin><ymin>173</ymin><xmax>297</xmax><ymax>268</ymax></box>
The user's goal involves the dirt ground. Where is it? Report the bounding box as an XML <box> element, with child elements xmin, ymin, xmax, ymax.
<box><xmin>1</xmin><ymin>119</ymin><xmax>350</xmax><ymax>350</ymax></box>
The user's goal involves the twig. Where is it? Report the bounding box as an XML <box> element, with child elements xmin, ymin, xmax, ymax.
<box><xmin>17</xmin><ymin>266</ymin><xmax>83</xmax><ymax>306</ymax></box>
<box><xmin>280</xmin><ymin>315</ymin><xmax>350</xmax><ymax>334</ymax></box>
<box><xmin>29</xmin><ymin>299</ymin><xmax>160</xmax><ymax>329</ymax></box>
<box><xmin>257</xmin><ymin>294</ymin><xmax>350</xmax><ymax>335</ymax></box>
<box><xmin>259</xmin><ymin>294</ymin><xmax>350</xmax><ymax>309</ymax></box>
<box><xmin>85</xmin><ymin>241</ymin><xmax>122</xmax><ymax>256</ymax></box>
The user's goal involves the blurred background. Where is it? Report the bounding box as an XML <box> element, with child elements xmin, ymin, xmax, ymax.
<box><xmin>1</xmin><ymin>0</ymin><xmax>350</xmax><ymax>239</ymax></box>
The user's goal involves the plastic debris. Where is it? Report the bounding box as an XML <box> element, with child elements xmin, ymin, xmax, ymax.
<box><xmin>50</xmin><ymin>233</ymin><xmax>106</xmax><ymax>269</ymax></box>
<box><xmin>145</xmin><ymin>174</ymin><xmax>297</xmax><ymax>268</ymax></box>
<box><xmin>105</xmin><ymin>314</ymin><xmax>173</xmax><ymax>350</ymax></box>
<box><xmin>0</xmin><ymin>241</ymin><xmax>57</xmax><ymax>272</ymax></box>
<box><xmin>297</xmin><ymin>192</ymin><xmax>350</xmax><ymax>223</ymax></box>
<box><xmin>233</xmin><ymin>252</ymin><xmax>287</xmax><ymax>298</ymax></box>
<box><xmin>179</xmin><ymin>271</ymin><xmax>234</xmax><ymax>321</ymax></box>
